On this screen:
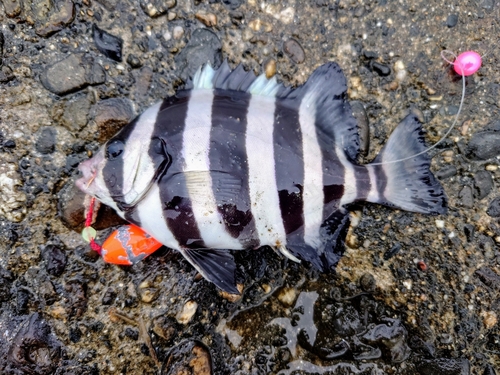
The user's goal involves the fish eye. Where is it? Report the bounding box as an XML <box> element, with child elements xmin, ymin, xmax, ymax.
<box><xmin>105</xmin><ymin>140</ymin><xmax>124</xmax><ymax>160</ymax></box>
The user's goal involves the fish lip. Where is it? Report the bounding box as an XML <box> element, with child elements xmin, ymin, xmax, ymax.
<box><xmin>75</xmin><ymin>153</ymin><xmax>103</xmax><ymax>194</ymax></box>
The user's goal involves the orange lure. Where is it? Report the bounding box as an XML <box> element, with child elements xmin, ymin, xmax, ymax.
<box><xmin>101</xmin><ymin>224</ymin><xmax>163</xmax><ymax>265</ymax></box>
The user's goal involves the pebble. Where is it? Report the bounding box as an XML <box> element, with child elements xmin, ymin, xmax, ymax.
<box><xmin>36</xmin><ymin>0</ymin><xmax>75</xmax><ymax>37</ymax></box>
<box><xmin>195</xmin><ymin>12</ymin><xmax>217</xmax><ymax>27</ymax></box>
<box><xmin>283</xmin><ymin>38</ymin><xmax>305</xmax><ymax>64</ymax></box>
<box><xmin>371</xmin><ymin>62</ymin><xmax>391</xmax><ymax>76</ymax></box>
<box><xmin>2</xmin><ymin>0</ymin><xmax>21</xmax><ymax>18</ymax></box>
<box><xmin>481</xmin><ymin>311</ymin><xmax>497</xmax><ymax>329</ymax></box>
<box><xmin>36</xmin><ymin>127</ymin><xmax>56</xmax><ymax>154</ymax></box>
<box><xmin>416</xmin><ymin>358</ymin><xmax>470</xmax><ymax>374</ymax></box>
<box><xmin>350</xmin><ymin>101</ymin><xmax>369</xmax><ymax>157</ymax></box>
<box><xmin>0</xmin><ymin>65</ymin><xmax>15</xmax><ymax>83</ymax></box>
<box><xmin>126</xmin><ymin>54</ymin><xmax>142</xmax><ymax>68</ymax></box>
<box><xmin>172</xmin><ymin>26</ymin><xmax>184</xmax><ymax>40</ymax></box>
<box><xmin>487</xmin><ymin>197</ymin><xmax>500</xmax><ymax>218</ymax></box>
<box><xmin>446</xmin><ymin>14</ymin><xmax>459</xmax><ymax>28</ymax></box>
<box><xmin>176</xmin><ymin>300</ymin><xmax>198</xmax><ymax>324</ymax></box>
<box><xmin>474</xmin><ymin>170</ymin><xmax>493</xmax><ymax>199</ymax></box>
<box><xmin>102</xmin><ymin>288</ymin><xmax>116</xmax><ymax>305</ymax></box>
<box><xmin>58</xmin><ymin>94</ymin><xmax>92</xmax><ymax>132</ymax></box>
<box><xmin>466</xmin><ymin>131</ymin><xmax>500</xmax><ymax>160</ymax></box>
<box><xmin>42</xmin><ymin>244</ymin><xmax>67</xmax><ymax>277</ymax></box>
<box><xmin>463</xmin><ymin>224</ymin><xmax>475</xmax><ymax>242</ymax></box>
<box><xmin>140</xmin><ymin>0</ymin><xmax>176</xmax><ymax>17</ymax></box>
<box><xmin>277</xmin><ymin>287</ymin><xmax>297</xmax><ymax>306</ymax></box>
<box><xmin>0</xmin><ymin>162</ymin><xmax>27</xmax><ymax>222</ymax></box>
<box><xmin>163</xmin><ymin>340</ymin><xmax>212</xmax><ymax>375</ymax></box>
<box><xmin>40</xmin><ymin>54</ymin><xmax>106</xmax><ymax>96</ymax></box>
<box><xmin>475</xmin><ymin>266</ymin><xmax>500</xmax><ymax>290</ymax></box>
<box><xmin>359</xmin><ymin>273</ymin><xmax>376</xmax><ymax>292</ymax></box>
<box><xmin>248</xmin><ymin>19</ymin><xmax>273</xmax><ymax>32</ymax></box>
<box><xmin>264</xmin><ymin>58</ymin><xmax>276</xmax><ymax>79</ymax></box>
<box><xmin>174</xmin><ymin>29</ymin><xmax>222</xmax><ymax>82</ymax></box>
<box><xmin>458</xmin><ymin>186</ymin><xmax>473</xmax><ymax>208</ymax></box>
<box><xmin>435</xmin><ymin>165</ymin><xmax>457</xmax><ymax>179</ymax></box>
<box><xmin>92</xmin><ymin>24</ymin><xmax>123</xmax><ymax>62</ymax></box>
<box><xmin>222</xmin><ymin>0</ymin><xmax>243</xmax><ymax>10</ymax></box>
<box><xmin>94</xmin><ymin>97</ymin><xmax>135</xmax><ymax>142</ymax></box>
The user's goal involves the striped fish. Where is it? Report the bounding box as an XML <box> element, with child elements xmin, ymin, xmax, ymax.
<box><xmin>76</xmin><ymin>61</ymin><xmax>446</xmax><ymax>293</ymax></box>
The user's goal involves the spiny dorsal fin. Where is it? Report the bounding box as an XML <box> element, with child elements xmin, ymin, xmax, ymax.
<box><xmin>188</xmin><ymin>60</ymin><xmax>290</xmax><ymax>97</ymax></box>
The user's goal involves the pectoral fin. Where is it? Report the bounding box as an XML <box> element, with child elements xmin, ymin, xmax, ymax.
<box><xmin>182</xmin><ymin>248</ymin><xmax>240</xmax><ymax>294</ymax></box>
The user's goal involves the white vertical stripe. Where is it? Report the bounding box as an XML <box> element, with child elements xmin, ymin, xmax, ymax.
<box><xmin>123</xmin><ymin>101</ymin><xmax>162</xmax><ymax>205</ymax></box>
<box><xmin>245</xmin><ymin>95</ymin><xmax>287</xmax><ymax>248</ymax></box>
<box><xmin>365</xmin><ymin>165</ymin><xmax>380</xmax><ymax>203</ymax></box>
<box><xmin>299</xmin><ymin>92</ymin><xmax>324</xmax><ymax>248</ymax></box>
<box><xmin>182</xmin><ymin>89</ymin><xmax>243</xmax><ymax>249</ymax></box>
<box><xmin>338</xmin><ymin>145</ymin><xmax>357</xmax><ymax>206</ymax></box>
<box><xmin>136</xmin><ymin>184</ymin><xmax>180</xmax><ymax>250</ymax></box>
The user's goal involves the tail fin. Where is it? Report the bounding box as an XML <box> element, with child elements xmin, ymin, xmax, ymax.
<box><xmin>368</xmin><ymin>115</ymin><xmax>447</xmax><ymax>215</ymax></box>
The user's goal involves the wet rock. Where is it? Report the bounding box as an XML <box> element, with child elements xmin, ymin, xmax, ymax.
<box><xmin>223</xmin><ymin>0</ymin><xmax>243</xmax><ymax>10</ymax></box>
<box><xmin>176</xmin><ymin>300</ymin><xmax>198</xmax><ymax>324</ymax></box>
<box><xmin>359</xmin><ymin>273</ymin><xmax>376</xmax><ymax>292</ymax></box>
<box><xmin>102</xmin><ymin>287</ymin><xmax>116</xmax><ymax>305</ymax></box>
<box><xmin>152</xmin><ymin>315</ymin><xmax>178</xmax><ymax>342</ymax></box>
<box><xmin>474</xmin><ymin>170</ymin><xmax>493</xmax><ymax>199</ymax></box>
<box><xmin>0</xmin><ymin>65</ymin><xmax>15</xmax><ymax>83</ymax></box>
<box><xmin>371</xmin><ymin>62</ymin><xmax>391</xmax><ymax>76</ymax></box>
<box><xmin>466</xmin><ymin>131</ymin><xmax>500</xmax><ymax>160</ymax></box>
<box><xmin>140</xmin><ymin>0</ymin><xmax>176</xmax><ymax>18</ymax></box>
<box><xmin>60</xmin><ymin>94</ymin><xmax>92</xmax><ymax>132</ymax></box>
<box><xmin>36</xmin><ymin>0</ymin><xmax>75</xmax><ymax>37</ymax></box>
<box><xmin>2</xmin><ymin>0</ymin><xmax>21</xmax><ymax>18</ymax></box>
<box><xmin>196</xmin><ymin>12</ymin><xmax>217</xmax><ymax>27</ymax></box>
<box><xmin>463</xmin><ymin>224</ymin><xmax>475</xmax><ymax>242</ymax></box>
<box><xmin>162</xmin><ymin>340</ymin><xmax>212</xmax><ymax>375</ymax></box>
<box><xmin>447</xmin><ymin>14</ymin><xmax>459</xmax><ymax>27</ymax></box>
<box><xmin>458</xmin><ymin>186</ymin><xmax>473</xmax><ymax>208</ymax></box>
<box><xmin>6</xmin><ymin>313</ymin><xmax>63</xmax><ymax>374</ymax></box>
<box><xmin>475</xmin><ymin>266</ymin><xmax>500</xmax><ymax>290</ymax></box>
<box><xmin>57</xmin><ymin>178</ymin><xmax>126</xmax><ymax>232</ymax></box>
<box><xmin>126</xmin><ymin>54</ymin><xmax>142</xmax><ymax>68</ymax></box>
<box><xmin>487</xmin><ymin>197</ymin><xmax>500</xmax><ymax>217</ymax></box>
<box><xmin>64</xmin><ymin>279</ymin><xmax>88</xmax><ymax>318</ymax></box>
<box><xmin>350</xmin><ymin>101</ymin><xmax>369</xmax><ymax>158</ymax></box>
<box><xmin>174</xmin><ymin>29</ymin><xmax>222</xmax><ymax>82</ymax></box>
<box><xmin>42</xmin><ymin>245</ymin><xmax>67</xmax><ymax>277</ymax></box>
<box><xmin>92</xmin><ymin>24</ymin><xmax>123</xmax><ymax>62</ymax></box>
<box><xmin>36</xmin><ymin>127</ymin><xmax>57</xmax><ymax>154</ymax></box>
<box><xmin>264</xmin><ymin>58</ymin><xmax>276</xmax><ymax>79</ymax></box>
<box><xmin>283</xmin><ymin>38</ymin><xmax>305</xmax><ymax>64</ymax></box>
<box><xmin>436</xmin><ymin>165</ymin><xmax>457</xmax><ymax>179</ymax></box>
<box><xmin>94</xmin><ymin>97</ymin><xmax>135</xmax><ymax>142</ymax></box>
<box><xmin>415</xmin><ymin>358</ymin><xmax>470</xmax><ymax>375</ymax></box>
<box><xmin>361</xmin><ymin>318</ymin><xmax>410</xmax><ymax>362</ymax></box>
<box><xmin>40</xmin><ymin>54</ymin><xmax>106</xmax><ymax>96</ymax></box>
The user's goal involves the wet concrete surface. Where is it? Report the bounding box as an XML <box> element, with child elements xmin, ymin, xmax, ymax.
<box><xmin>1</xmin><ymin>0</ymin><xmax>500</xmax><ymax>374</ymax></box>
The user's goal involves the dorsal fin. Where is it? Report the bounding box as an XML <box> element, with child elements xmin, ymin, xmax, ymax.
<box><xmin>286</xmin><ymin>62</ymin><xmax>360</xmax><ymax>162</ymax></box>
<box><xmin>187</xmin><ymin>60</ymin><xmax>291</xmax><ymax>97</ymax></box>
<box><xmin>187</xmin><ymin>61</ymin><xmax>359</xmax><ymax>161</ymax></box>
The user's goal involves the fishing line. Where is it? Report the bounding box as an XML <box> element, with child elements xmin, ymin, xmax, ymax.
<box><xmin>369</xmin><ymin>49</ymin><xmax>480</xmax><ymax>166</ymax></box>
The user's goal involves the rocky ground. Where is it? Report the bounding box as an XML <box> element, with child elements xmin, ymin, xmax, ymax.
<box><xmin>0</xmin><ymin>0</ymin><xmax>500</xmax><ymax>374</ymax></box>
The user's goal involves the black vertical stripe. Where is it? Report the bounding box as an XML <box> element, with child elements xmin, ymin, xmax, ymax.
<box><xmin>103</xmin><ymin>116</ymin><xmax>140</xmax><ymax>211</ymax></box>
<box><xmin>152</xmin><ymin>91</ymin><xmax>205</xmax><ymax>249</ymax></box>
<box><xmin>209</xmin><ymin>89</ymin><xmax>258</xmax><ymax>249</ymax></box>
<box><xmin>273</xmin><ymin>97</ymin><xmax>305</xmax><ymax>236</ymax></box>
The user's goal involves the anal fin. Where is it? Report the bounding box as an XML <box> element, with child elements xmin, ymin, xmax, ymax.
<box><xmin>182</xmin><ymin>249</ymin><xmax>240</xmax><ymax>294</ymax></box>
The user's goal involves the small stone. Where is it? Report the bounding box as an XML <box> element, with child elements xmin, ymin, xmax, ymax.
<box><xmin>40</xmin><ymin>54</ymin><xmax>106</xmax><ymax>96</ymax></box>
<box><xmin>126</xmin><ymin>54</ymin><xmax>142</xmax><ymax>68</ymax></box>
<box><xmin>2</xmin><ymin>0</ymin><xmax>22</xmax><ymax>18</ymax></box>
<box><xmin>264</xmin><ymin>58</ymin><xmax>276</xmax><ymax>79</ymax></box>
<box><xmin>132</xmin><ymin>66</ymin><xmax>154</xmax><ymax>100</ymax></box>
<box><xmin>140</xmin><ymin>0</ymin><xmax>176</xmax><ymax>18</ymax></box>
<box><xmin>222</xmin><ymin>0</ymin><xmax>243</xmax><ymax>10</ymax></box>
<box><xmin>435</xmin><ymin>220</ymin><xmax>445</xmax><ymax>229</ymax></box>
<box><xmin>124</xmin><ymin>327</ymin><xmax>139</xmax><ymax>340</ymax></box>
<box><xmin>474</xmin><ymin>170</ymin><xmax>493</xmax><ymax>199</ymax></box>
<box><xmin>463</xmin><ymin>224</ymin><xmax>475</xmax><ymax>242</ymax></box>
<box><xmin>350</xmin><ymin>101</ymin><xmax>369</xmax><ymax>158</ymax></box>
<box><xmin>220</xmin><ymin>284</ymin><xmax>243</xmax><ymax>302</ymax></box>
<box><xmin>481</xmin><ymin>311</ymin><xmax>497</xmax><ymax>329</ymax></box>
<box><xmin>36</xmin><ymin>0</ymin><xmax>75</xmax><ymax>37</ymax></box>
<box><xmin>0</xmin><ymin>65</ymin><xmax>15</xmax><ymax>83</ymax></box>
<box><xmin>487</xmin><ymin>197</ymin><xmax>500</xmax><ymax>218</ymax></box>
<box><xmin>384</xmin><ymin>243</ymin><xmax>402</xmax><ymax>260</ymax></box>
<box><xmin>59</xmin><ymin>94</ymin><xmax>92</xmax><ymax>132</ymax></box>
<box><xmin>359</xmin><ymin>273</ymin><xmax>376</xmax><ymax>292</ymax></box>
<box><xmin>195</xmin><ymin>12</ymin><xmax>217</xmax><ymax>27</ymax></box>
<box><xmin>371</xmin><ymin>62</ymin><xmax>391</xmax><ymax>76</ymax></box>
<box><xmin>416</xmin><ymin>358</ymin><xmax>470</xmax><ymax>375</ymax></box>
<box><xmin>458</xmin><ymin>186</ymin><xmax>473</xmax><ymax>208</ymax></box>
<box><xmin>174</xmin><ymin>29</ymin><xmax>222</xmax><ymax>82</ymax></box>
<box><xmin>42</xmin><ymin>245</ymin><xmax>67</xmax><ymax>277</ymax></box>
<box><xmin>92</xmin><ymin>24</ymin><xmax>123</xmax><ymax>62</ymax></box>
<box><xmin>446</xmin><ymin>14</ymin><xmax>458</xmax><ymax>28</ymax></box>
<box><xmin>102</xmin><ymin>288</ymin><xmax>116</xmax><ymax>305</ymax></box>
<box><xmin>435</xmin><ymin>165</ymin><xmax>457</xmax><ymax>179</ymax></box>
<box><xmin>69</xmin><ymin>326</ymin><xmax>82</xmax><ymax>343</ymax></box>
<box><xmin>277</xmin><ymin>287</ymin><xmax>296</xmax><ymax>306</ymax></box>
<box><xmin>466</xmin><ymin>131</ymin><xmax>500</xmax><ymax>160</ymax></box>
<box><xmin>283</xmin><ymin>38</ymin><xmax>305</xmax><ymax>64</ymax></box>
<box><xmin>94</xmin><ymin>98</ymin><xmax>135</xmax><ymax>142</ymax></box>
<box><xmin>173</xmin><ymin>26</ymin><xmax>184</xmax><ymax>40</ymax></box>
<box><xmin>176</xmin><ymin>300</ymin><xmax>198</xmax><ymax>325</ymax></box>
<box><xmin>36</xmin><ymin>127</ymin><xmax>57</xmax><ymax>154</ymax></box>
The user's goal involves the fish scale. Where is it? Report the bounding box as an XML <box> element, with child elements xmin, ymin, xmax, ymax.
<box><xmin>76</xmin><ymin>61</ymin><xmax>447</xmax><ymax>293</ymax></box>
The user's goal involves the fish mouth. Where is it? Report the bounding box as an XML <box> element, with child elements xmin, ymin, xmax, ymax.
<box><xmin>75</xmin><ymin>152</ymin><xmax>104</xmax><ymax>195</ymax></box>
